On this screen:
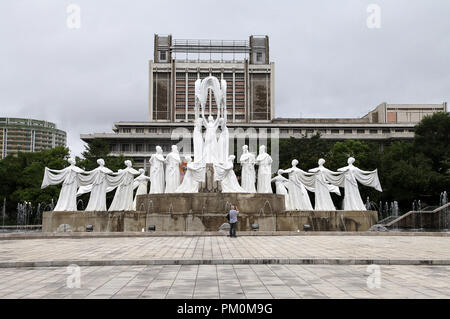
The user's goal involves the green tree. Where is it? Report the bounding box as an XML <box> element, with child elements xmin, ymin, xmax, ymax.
<box><xmin>0</xmin><ymin>146</ymin><xmax>70</xmax><ymax>223</ymax></box>
<box><xmin>414</xmin><ymin>112</ymin><xmax>450</xmax><ymax>174</ymax></box>
<box><xmin>379</xmin><ymin>141</ymin><xmax>444</xmax><ymax>207</ymax></box>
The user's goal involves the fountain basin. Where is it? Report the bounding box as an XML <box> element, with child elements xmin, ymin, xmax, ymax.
<box><xmin>41</xmin><ymin>193</ymin><xmax>378</xmax><ymax>232</ymax></box>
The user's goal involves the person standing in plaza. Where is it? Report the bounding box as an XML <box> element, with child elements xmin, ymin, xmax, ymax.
<box><xmin>228</xmin><ymin>205</ymin><xmax>239</xmax><ymax>238</ymax></box>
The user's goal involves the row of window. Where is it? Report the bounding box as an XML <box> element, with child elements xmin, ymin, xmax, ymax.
<box><xmin>279</xmin><ymin>128</ymin><xmax>414</xmax><ymax>135</ymax></box>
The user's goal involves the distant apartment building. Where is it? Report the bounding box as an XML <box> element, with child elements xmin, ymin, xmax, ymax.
<box><xmin>0</xmin><ymin>117</ymin><xmax>67</xmax><ymax>159</ymax></box>
<box><xmin>81</xmin><ymin>34</ymin><xmax>448</xmax><ymax>169</ymax></box>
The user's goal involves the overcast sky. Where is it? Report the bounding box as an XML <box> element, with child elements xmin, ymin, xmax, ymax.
<box><xmin>1</xmin><ymin>0</ymin><xmax>449</xmax><ymax>157</ymax></box>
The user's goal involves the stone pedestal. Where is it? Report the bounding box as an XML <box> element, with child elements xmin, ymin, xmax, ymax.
<box><xmin>199</xmin><ymin>163</ymin><xmax>221</xmax><ymax>193</ymax></box>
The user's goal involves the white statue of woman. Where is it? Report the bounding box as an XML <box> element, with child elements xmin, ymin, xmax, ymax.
<box><xmin>256</xmin><ymin>145</ymin><xmax>273</xmax><ymax>193</ymax></box>
<box><xmin>41</xmin><ymin>158</ymin><xmax>85</xmax><ymax>211</ymax></box>
<box><xmin>149</xmin><ymin>146</ymin><xmax>165</xmax><ymax>194</ymax></box>
<box><xmin>165</xmin><ymin>145</ymin><xmax>181</xmax><ymax>193</ymax></box>
<box><xmin>217</xmin><ymin>117</ymin><xmax>229</xmax><ymax>164</ymax></box>
<box><xmin>175</xmin><ymin>156</ymin><xmax>206</xmax><ymax>193</ymax></box>
<box><xmin>108</xmin><ymin>160</ymin><xmax>140</xmax><ymax>211</ymax></box>
<box><xmin>308</xmin><ymin>158</ymin><xmax>343</xmax><ymax>211</ymax></box>
<box><xmin>132</xmin><ymin>169</ymin><xmax>151</xmax><ymax>210</ymax></box>
<box><xmin>279</xmin><ymin>159</ymin><xmax>314</xmax><ymax>211</ymax></box>
<box><xmin>193</xmin><ymin>117</ymin><xmax>204</xmax><ymax>163</ymax></box>
<box><xmin>337</xmin><ymin>157</ymin><xmax>382</xmax><ymax>210</ymax></box>
<box><xmin>78</xmin><ymin>158</ymin><xmax>113</xmax><ymax>211</ymax></box>
<box><xmin>214</xmin><ymin>155</ymin><xmax>247</xmax><ymax>193</ymax></box>
<box><xmin>271</xmin><ymin>170</ymin><xmax>292</xmax><ymax>210</ymax></box>
<box><xmin>202</xmin><ymin>114</ymin><xmax>220</xmax><ymax>164</ymax></box>
<box><xmin>240</xmin><ymin>145</ymin><xmax>257</xmax><ymax>193</ymax></box>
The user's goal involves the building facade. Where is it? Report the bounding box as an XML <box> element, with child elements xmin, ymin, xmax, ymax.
<box><xmin>0</xmin><ymin>117</ymin><xmax>67</xmax><ymax>159</ymax></box>
<box><xmin>81</xmin><ymin>34</ymin><xmax>448</xmax><ymax>170</ymax></box>
<box><xmin>150</xmin><ymin>35</ymin><xmax>274</xmax><ymax>123</ymax></box>
<box><xmin>363</xmin><ymin>102</ymin><xmax>447</xmax><ymax>124</ymax></box>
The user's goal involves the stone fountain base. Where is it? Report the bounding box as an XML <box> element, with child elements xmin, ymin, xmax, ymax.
<box><xmin>42</xmin><ymin>193</ymin><xmax>378</xmax><ymax>232</ymax></box>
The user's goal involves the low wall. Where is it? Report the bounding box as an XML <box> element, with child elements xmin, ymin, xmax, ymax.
<box><xmin>42</xmin><ymin>210</ymin><xmax>378</xmax><ymax>232</ymax></box>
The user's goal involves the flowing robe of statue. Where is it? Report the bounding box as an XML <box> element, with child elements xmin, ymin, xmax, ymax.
<box><xmin>202</xmin><ymin>116</ymin><xmax>220</xmax><ymax>164</ymax></box>
<box><xmin>176</xmin><ymin>158</ymin><xmax>205</xmax><ymax>193</ymax></box>
<box><xmin>132</xmin><ymin>171</ymin><xmax>151</xmax><ymax>210</ymax></box>
<box><xmin>271</xmin><ymin>174</ymin><xmax>291</xmax><ymax>210</ymax></box>
<box><xmin>78</xmin><ymin>164</ymin><xmax>113</xmax><ymax>211</ymax></box>
<box><xmin>256</xmin><ymin>148</ymin><xmax>273</xmax><ymax>194</ymax></box>
<box><xmin>308</xmin><ymin>162</ymin><xmax>343</xmax><ymax>211</ymax></box>
<box><xmin>149</xmin><ymin>149</ymin><xmax>165</xmax><ymax>194</ymax></box>
<box><xmin>108</xmin><ymin>164</ymin><xmax>140</xmax><ymax>211</ymax></box>
<box><xmin>337</xmin><ymin>161</ymin><xmax>382</xmax><ymax>210</ymax></box>
<box><xmin>165</xmin><ymin>147</ymin><xmax>181</xmax><ymax>193</ymax></box>
<box><xmin>41</xmin><ymin>161</ymin><xmax>85</xmax><ymax>211</ymax></box>
<box><xmin>217</xmin><ymin>119</ymin><xmax>229</xmax><ymax>164</ymax></box>
<box><xmin>214</xmin><ymin>157</ymin><xmax>247</xmax><ymax>193</ymax></box>
<box><xmin>281</xmin><ymin>166</ymin><xmax>314</xmax><ymax>211</ymax></box>
<box><xmin>193</xmin><ymin>118</ymin><xmax>204</xmax><ymax>163</ymax></box>
<box><xmin>240</xmin><ymin>149</ymin><xmax>256</xmax><ymax>193</ymax></box>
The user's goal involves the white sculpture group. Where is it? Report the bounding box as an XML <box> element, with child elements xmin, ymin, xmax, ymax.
<box><xmin>274</xmin><ymin>157</ymin><xmax>382</xmax><ymax>211</ymax></box>
<box><xmin>41</xmin><ymin>76</ymin><xmax>382</xmax><ymax>212</ymax></box>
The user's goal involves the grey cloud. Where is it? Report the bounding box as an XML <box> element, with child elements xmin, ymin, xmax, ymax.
<box><xmin>1</xmin><ymin>0</ymin><xmax>449</xmax><ymax>156</ymax></box>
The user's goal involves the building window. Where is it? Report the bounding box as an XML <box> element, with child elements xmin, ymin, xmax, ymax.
<box><xmin>122</xmin><ymin>128</ymin><xmax>131</xmax><ymax>133</ymax></box>
<box><xmin>121</xmin><ymin>144</ymin><xmax>130</xmax><ymax>152</ymax></box>
<box><xmin>357</xmin><ymin>129</ymin><xmax>365</xmax><ymax>134</ymax></box>
<box><xmin>159</xmin><ymin>51</ymin><xmax>167</xmax><ymax>61</ymax></box>
<box><xmin>344</xmin><ymin>129</ymin><xmax>353</xmax><ymax>134</ymax></box>
<box><xmin>136</xmin><ymin>128</ymin><xmax>144</xmax><ymax>134</ymax></box>
<box><xmin>135</xmin><ymin>144</ymin><xmax>144</xmax><ymax>152</ymax></box>
<box><xmin>369</xmin><ymin>129</ymin><xmax>378</xmax><ymax>134</ymax></box>
<box><xmin>330</xmin><ymin>129</ymin><xmax>339</xmax><ymax>134</ymax></box>
<box><xmin>382</xmin><ymin>129</ymin><xmax>391</xmax><ymax>133</ymax></box>
<box><xmin>148</xmin><ymin>128</ymin><xmax>157</xmax><ymax>133</ymax></box>
<box><xmin>256</xmin><ymin>52</ymin><xmax>263</xmax><ymax>62</ymax></box>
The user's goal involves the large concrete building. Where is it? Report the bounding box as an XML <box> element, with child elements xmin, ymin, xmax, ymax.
<box><xmin>81</xmin><ymin>34</ymin><xmax>448</xmax><ymax>169</ymax></box>
<box><xmin>1</xmin><ymin>117</ymin><xmax>67</xmax><ymax>159</ymax></box>
<box><xmin>150</xmin><ymin>34</ymin><xmax>273</xmax><ymax>123</ymax></box>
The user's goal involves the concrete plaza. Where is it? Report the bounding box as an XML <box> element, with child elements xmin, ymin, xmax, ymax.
<box><xmin>0</xmin><ymin>234</ymin><xmax>449</xmax><ymax>299</ymax></box>
<box><xmin>0</xmin><ymin>264</ymin><xmax>448</xmax><ymax>299</ymax></box>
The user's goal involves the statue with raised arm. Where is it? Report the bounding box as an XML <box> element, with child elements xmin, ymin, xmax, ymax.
<box><xmin>165</xmin><ymin>145</ymin><xmax>181</xmax><ymax>193</ymax></box>
<box><xmin>239</xmin><ymin>145</ymin><xmax>256</xmax><ymax>193</ymax></box>
<box><xmin>108</xmin><ymin>160</ymin><xmax>140</xmax><ymax>211</ymax></box>
<box><xmin>217</xmin><ymin>117</ymin><xmax>229</xmax><ymax>164</ymax></box>
<box><xmin>41</xmin><ymin>158</ymin><xmax>85</xmax><ymax>211</ymax></box>
<box><xmin>214</xmin><ymin>155</ymin><xmax>247</xmax><ymax>193</ymax></box>
<box><xmin>308</xmin><ymin>158</ymin><xmax>343</xmax><ymax>211</ymax></box>
<box><xmin>279</xmin><ymin>159</ymin><xmax>314</xmax><ymax>211</ymax></box>
<box><xmin>149</xmin><ymin>145</ymin><xmax>165</xmax><ymax>194</ymax></box>
<box><xmin>256</xmin><ymin>145</ymin><xmax>273</xmax><ymax>193</ymax></box>
<box><xmin>271</xmin><ymin>170</ymin><xmax>292</xmax><ymax>210</ymax></box>
<box><xmin>193</xmin><ymin>79</ymin><xmax>204</xmax><ymax>163</ymax></box>
<box><xmin>337</xmin><ymin>157</ymin><xmax>382</xmax><ymax>210</ymax></box>
<box><xmin>202</xmin><ymin>113</ymin><xmax>220</xmax><ymax>164</ymax></box>
<box><xmin>78</xmin><ymin>158</ymin><xmax>113</xmax><ymax>211</ymax></box>
<box><xmin>175</xmin><ymin>156</ymin><xmax>206</xmax><ymax>193</ymax></box>
<box><xmin>132</xmin><ymin>168</ymin><xmax>151</xmax><ymax>210</ymax></box>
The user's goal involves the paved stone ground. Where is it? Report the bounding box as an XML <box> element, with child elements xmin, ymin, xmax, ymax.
<box><xmin>0</xmin><ymin>264</ymin><xmax>448</xmax><ymax>299</ymax></box>
<box><xmin>0</xmin><ymin>236</ymin><xmax>449</xmax><ymax>265</ymax></box>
